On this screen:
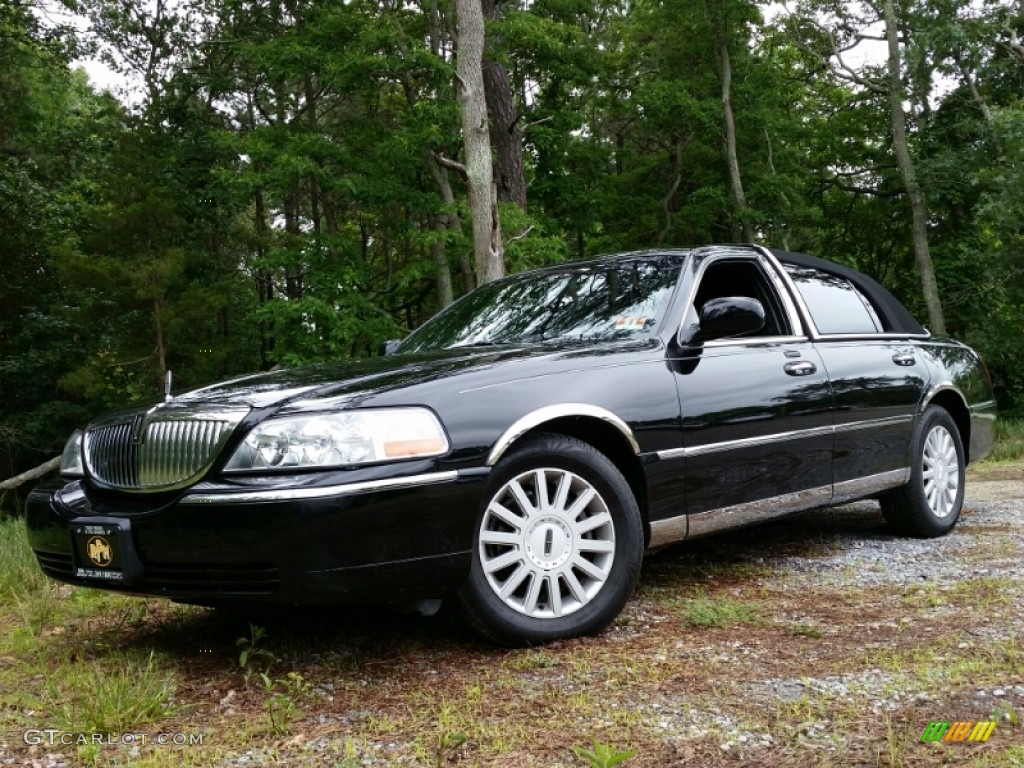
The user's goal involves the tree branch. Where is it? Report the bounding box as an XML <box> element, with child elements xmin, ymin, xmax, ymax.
<box><xmin>433</xmin><ymin>152</ymin><xmax>468</xmax><ymax>180</ymax></box>
<box><xmin>828</xmin><ymin>30</ymin><xmax>888</xmax><ymax>94</ymax></box>
<box><xmin>507</xmin><ymin>225</ymin><xmax>534</xmax><ymax>243</ymax></box>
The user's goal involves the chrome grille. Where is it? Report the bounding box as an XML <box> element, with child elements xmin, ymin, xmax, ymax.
<box><xmin>84</xmin><ymin>407</ymin><xmax>249</xmax><ymax>491</ymax></box>
<box><xmin>87</xmin><ymin>422</ymin><xmax>140</xmax><ymax>487</ymax></box>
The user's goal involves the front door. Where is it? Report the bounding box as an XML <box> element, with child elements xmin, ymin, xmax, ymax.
<box><xmin>667</xmin><ymin>251</ymin><xmax>835</xmax><ymax>537</ymax></box>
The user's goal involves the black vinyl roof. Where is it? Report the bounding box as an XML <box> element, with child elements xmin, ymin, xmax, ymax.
<box><xmin>769</xmin><ymin>248</ymin><xmax>928</xmax><ymax>336</ymax></box>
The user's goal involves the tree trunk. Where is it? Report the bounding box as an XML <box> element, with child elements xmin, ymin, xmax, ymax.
<box><xmin>424</xmin><ymin>150</ymin><xmax>460</xmax><ymax>305</ymax></box>
<box><xmin>455</xmin><ymin>0</ymin><xmax>504</xmax><ymax>284</ymax></box>
<box><xmin>153</xmin><ymin>299</ymin><xmax>166</xmax><ymax>385</ymax></box>
<box><xmin>882</xmin><ymin>0</ymin><xmax>946</xmax><ymax>334</ymax></box>
<box><xmin>481</xmin><ymin>0</ymin><xmax>526</xmax><ymax>209</ymax></box>
<box><xmin>304</xmin><ymin>73</ymin><xmax>322</xmax><ymax>237</ymax></box>
<box><xmin>254</xmin><ymin>185</ymin><xmax>274</xmax><ymax>368</ymax></box>
<box><xmin>717</xmin><ymin>27</ymin><xmax>752</xmax><ymax>243</ymax></box>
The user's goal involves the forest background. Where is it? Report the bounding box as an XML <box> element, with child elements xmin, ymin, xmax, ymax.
<box><xmin>1</xmin><ymin>0</ymin><xmax>1022</xmax><ymax>509</ymax></box>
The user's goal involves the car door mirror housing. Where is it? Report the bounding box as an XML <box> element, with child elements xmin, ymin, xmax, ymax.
<box><xmin>692</xmin><ymin>297</ymin><xmax>766</xmax><ymax>342</ymax></box>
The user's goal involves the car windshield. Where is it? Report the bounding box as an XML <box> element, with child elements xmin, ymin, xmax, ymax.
<box><xmin>397</xmin><ymin>258</ymin><xmax>681</xmax><ymax>353</ymax></box>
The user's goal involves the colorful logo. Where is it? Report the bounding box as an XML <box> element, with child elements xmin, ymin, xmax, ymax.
<box><xmin>920</xmin><ymin>721</ymin><xmax>996</xmax><ymax>743</ymax></box>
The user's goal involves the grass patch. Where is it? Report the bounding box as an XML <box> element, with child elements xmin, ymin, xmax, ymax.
<box><xmin>681</xmin><ymin>592</ymin><xmax>763</xmax><ymax>628</ymax></box>
<box><xmin>0</xmin><ymin>515</ymin><xmax>49</xmax><ymax>600</ymax></box>
<box><xmin>982</xmin><ymin>417</ymin><xmax>1024</xmax><ymax>463</ymax></box>
<box><xmin>46</xmin><ymin>651</ymin><xmax>177</xmax><ymax>732</ymax></box>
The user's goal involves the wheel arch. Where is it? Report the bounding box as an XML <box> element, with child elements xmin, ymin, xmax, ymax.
<box><xmin>486</xmin><ymin>406</ymin><xmax>650</xmax><ymax>543</ymax></box>
<box><xmin>922</xmin><ymin>386</ymin><xmax>971</xmax><ymax>463</ymax></box>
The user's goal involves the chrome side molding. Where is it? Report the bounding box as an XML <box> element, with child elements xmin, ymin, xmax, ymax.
<box><xmin>180</xmin><ymin>470</ymin><xmax>460</xmax><ymax>505</ymax></box>
<box><xmin>647</xmin><ymin>468</ymin><xmax>910</xmax><ymax>549</ymax></box>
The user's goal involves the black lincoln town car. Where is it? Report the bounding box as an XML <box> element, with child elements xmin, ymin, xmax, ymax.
<box><xmin>27</xmin><ymin>244</ymin><xmax>996</xmax><ymax>644</ymax></box>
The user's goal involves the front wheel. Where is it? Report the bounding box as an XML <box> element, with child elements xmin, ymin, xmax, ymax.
<box><xmin>458</xmin><ymin>433</ymin><xmax>643</xmax><ymax>645</ymax></box>
<box><xmin>881</xmin><ymin>406</ymin><xmax>965</xmax><ymax>538</ymax></box>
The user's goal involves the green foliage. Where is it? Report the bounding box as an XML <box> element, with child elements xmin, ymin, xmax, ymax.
<box><xmin>983</xmin><ymin>419</ymin><xmax>1024</xmax><ymax>464</ymax></box>
<box><xmin>237</xmin><ymin>624</ymin><xmax>276</xmax><ymax>684</ymax></box>
<box><xmin>572</xmin><ymin>740</ymin><xmax>637</xmax><ymax>767</ymax></box>
<box><xmin>435</xmin><ymin>731</ymin><xmax>468</xmax><ymax>767</ymax></box>
<box><xmin>2</xmin><ymin>0</ymin><xmax>1023</xmax><ymax>485</ymax></box>
<box><xmin>0</xmin><ymin>517</ymin><xmax>49</xmax><ymax>600</ymax></box>
<box><xmin>51</xmin><ymin>652</ymin><xmax>176</xmax><ymax>733</ymax></box>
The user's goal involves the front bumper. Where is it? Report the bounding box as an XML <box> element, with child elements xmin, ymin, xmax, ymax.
<box><xmin>26</xmin><ymin>465</ymin><xmax>487</xmax><ymax>605</ymax></box>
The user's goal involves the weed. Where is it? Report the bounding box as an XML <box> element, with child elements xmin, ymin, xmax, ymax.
<box><xmin>263</xmin><ymin>691</ymin><xmax>296</xmax><ymax>735</ymax></box>
<box><xmin>879</xmin><ymin>711</ymin><xmax>918</xmax><ymax>768</ymax></box>
<box><xmin>435</xmin><ymin>731</ymin><xmax>467</xmax><ymax>767</ymax></box>
<box><xmin>77</xmin><ymin>743</ymin><xmax>102</xmax><ymax>767</ymax></box>
<box><xmin>237</xmin><ymin>623</ymin><xmax>275</xmax><ymax>683</ymax></box>
<box><xmin>993</xmin><ymin>700</ymin><xmax>1020</xmax><ymax>726</ymax></box>
<box><xmin>572</xmin><ymin>740</ymin><xmax>637</xmax><ymax>767</ymax></box>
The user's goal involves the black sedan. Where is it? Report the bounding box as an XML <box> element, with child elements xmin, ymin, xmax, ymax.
<box><xmin>27</xmin><ymin>245</ymin><xmax>997</xmax><ymax>644</ymax></box>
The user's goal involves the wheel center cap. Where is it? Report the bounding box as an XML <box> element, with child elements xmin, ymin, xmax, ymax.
<box><xmin>525</xmin><ymin>517</ymin><xmax>572</xmax><ymax>569</ymax></box>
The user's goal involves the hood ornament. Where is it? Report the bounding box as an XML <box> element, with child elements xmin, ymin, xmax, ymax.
<box><xmin>164</xmin><ymin>369</ymin><xmax>174</xmax><ymax>402</ymax></box>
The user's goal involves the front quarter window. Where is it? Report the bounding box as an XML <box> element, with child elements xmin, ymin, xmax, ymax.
<box><xmin>397</xmin><ymin>259</ymin><xmax>680</xmax><ymax>353</ymax></box>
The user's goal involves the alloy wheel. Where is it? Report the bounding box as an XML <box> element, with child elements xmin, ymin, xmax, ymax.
<box><xmin>922</xmin><ymin>424</ymin><xmax>960</xmax><ymax>519</ymax></box>
<box><xmin>478</xmin><ymin>467</ymin><xmax>616</xmax><ymax>619</ymax></box>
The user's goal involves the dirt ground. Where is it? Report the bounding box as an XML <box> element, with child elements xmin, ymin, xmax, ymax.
<box><xmin>3</xmin><ymin>464</ymin><xmax>1023</xmax><ymax>768</ymax></box>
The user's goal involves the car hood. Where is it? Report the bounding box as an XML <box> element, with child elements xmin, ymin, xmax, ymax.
<box><xmin>161</xmin><ymin>340</ymin><xmax>658</xmax><ymax>413</ymax></box>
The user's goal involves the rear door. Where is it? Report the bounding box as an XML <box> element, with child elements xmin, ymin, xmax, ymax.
<box><xmin>782</xmin><ymin>264</ymin><xmax>930</xmax><ymax>500</ymax></box>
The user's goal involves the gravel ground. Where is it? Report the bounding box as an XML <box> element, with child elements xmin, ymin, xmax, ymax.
<box><xmin>4</xmin><ymin>476</ymin><xmax>1022</xmax><ymax>768</ymax></box>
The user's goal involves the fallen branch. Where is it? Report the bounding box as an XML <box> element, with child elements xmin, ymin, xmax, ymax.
<box><xmin>0</xmin><ymin>456</ymin><xmax>61</xmax><ymax>491</ymax></box>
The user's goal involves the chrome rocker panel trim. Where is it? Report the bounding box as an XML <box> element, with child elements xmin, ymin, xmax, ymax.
<box><xmin>648</xmin><ymin>468</ymin><xmax>910</xmax><ymax>549</ymax></box>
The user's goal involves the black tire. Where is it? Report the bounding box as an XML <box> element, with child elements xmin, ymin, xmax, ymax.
<box><xmin>880</xmin><ymin>406</ymin><xmax>965</xmax><ymax>538</ymax></box>
<box><xmin>458</xmin><ymin>433</ymin><xmax>643</xmax><ymax>646</ymax></box>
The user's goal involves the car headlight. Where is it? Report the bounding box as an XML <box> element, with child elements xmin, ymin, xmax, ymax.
<box><xmin>223</xmin><ymin>408</ymin><xmax>449</xmax><ymax>471</ymax></box>
<box><xmin>59</xmin><ymin>430</ymin><xmax>85</xmax><ymax>477</ymax></box>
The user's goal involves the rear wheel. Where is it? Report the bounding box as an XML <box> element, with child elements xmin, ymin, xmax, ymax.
<box><xmin>881</xmin><ymin>406</ymin><xmax>965</xmax><ymax>538</ymax></box>
<box><xmin>458</xmin><ymin>433</ymin><xmax>643</xmax><ymax>645</ymax></box>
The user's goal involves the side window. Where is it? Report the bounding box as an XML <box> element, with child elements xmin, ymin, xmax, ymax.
<box><xmin>692</xmin><ymin>259</ymin><xmax>791</xmax><ymax>337</ymax></box>
<box><xmin>784</xmin><ymin>265</ymin><xmax>882</xmax><ymax>334</ymax></box>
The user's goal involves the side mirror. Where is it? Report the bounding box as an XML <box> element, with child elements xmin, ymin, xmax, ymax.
<box><xmin>692</xmin><ymin>297</ymin><xmax>765</xmax><ymax>342</ymax></box>
<box><xmin>379</xmin><ymin>339</ymin><xmax>401</xmax><ymax>356</ymax></box>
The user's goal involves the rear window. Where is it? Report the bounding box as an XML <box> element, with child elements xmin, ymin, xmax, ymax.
<box><xmin>785</xmin><ymin>265</ymin><xmax>882</xmax><ymax>335</ymax></box>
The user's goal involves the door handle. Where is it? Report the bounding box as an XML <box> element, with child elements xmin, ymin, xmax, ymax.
<box><xmin>784</xmin><ymin>361</ymin><xmax>816</xmax><ymax>376</ymax></box>
<box><xmin>892</xmin><ymin>352</ymin><xmax>916</xmax><ymax>367</ymax></box>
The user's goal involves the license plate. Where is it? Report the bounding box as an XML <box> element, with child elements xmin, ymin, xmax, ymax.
<box><xmin>70</xmin><ymin>519</ymin><xmax>141</xmax><ymax>583</ymax></box>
